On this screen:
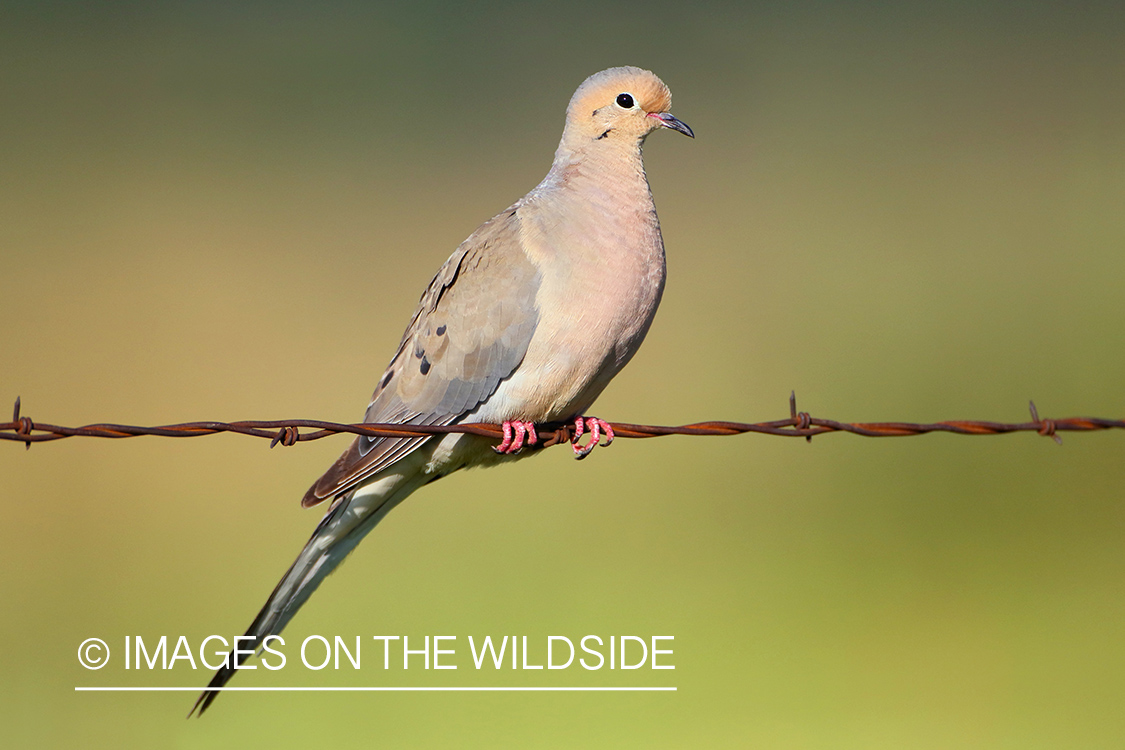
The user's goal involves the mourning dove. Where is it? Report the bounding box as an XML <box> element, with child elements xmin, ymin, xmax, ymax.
<box><xmin>192</xmin><ymin>66</ymin><xmax>692</xmax><ymax>715</ymax></box>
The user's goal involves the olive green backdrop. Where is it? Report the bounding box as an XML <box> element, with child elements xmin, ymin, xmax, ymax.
<box><xmin>2</xmin><ymin>2</ymin><xmax>1123</xmax><ymax>747</ymax></box>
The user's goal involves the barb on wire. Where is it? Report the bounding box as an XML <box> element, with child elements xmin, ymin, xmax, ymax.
<box><xmin>2</xmin><ymin>394</ymin><xmax>1122</xmax><ymax>451</ymax></box>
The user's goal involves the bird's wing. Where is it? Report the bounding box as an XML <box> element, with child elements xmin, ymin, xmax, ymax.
<box><xmin>301</xmin><ymin>208</ymin><xmax>541</xmax><ymax>507</ymax></box>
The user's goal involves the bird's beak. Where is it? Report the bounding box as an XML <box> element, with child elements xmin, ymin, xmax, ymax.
<box><xmin>647</xmin><ymin>111</ymin><xmax>694</xmax><ymax>138</ymax></box>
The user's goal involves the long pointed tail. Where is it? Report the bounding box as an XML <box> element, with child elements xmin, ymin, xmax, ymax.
<box><xmin>190</xmin><ymin>462</ymin><xmax>428</xmax><ymax>717</ymax></box>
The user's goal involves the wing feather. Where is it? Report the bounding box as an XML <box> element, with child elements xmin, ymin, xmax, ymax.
<box><xmin>301</xmin><ymin>208</ymin><xmax>540</xmax><ymax>507</ymax></box>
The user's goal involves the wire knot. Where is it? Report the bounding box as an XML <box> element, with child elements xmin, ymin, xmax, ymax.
<box><xmin>1029</xmin><ymin>400</ymin><xmax>1063</xmax><ymax>445</ymax></box>
<box><xmin>12</xmin><ymin>399</ymin><xmax>33</xmax><ymax>449</ymax></box>
<box><xmin>539</xmin><ymin>425</ymin><xmax>572</xmax><ymax>448</ymax></box>
<box><xmin>789</xmin><ymin>391</ymin><xmax>814</xmax><ymax>442</ymax></box>
<box><xmin>270</xmin><ymin>426</ymin><xmax>300</xmax><ymax>448</ymax></box>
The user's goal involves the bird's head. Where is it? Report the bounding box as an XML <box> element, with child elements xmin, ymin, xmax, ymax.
<box><xmin>563</xmin><ymin>66</ymin><xmax>694</xmax><ymax>148</ymax></box>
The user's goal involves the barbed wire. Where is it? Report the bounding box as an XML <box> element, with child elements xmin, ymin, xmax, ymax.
<box><xmin>3</xmin><ymin>395</ymin><xmax>1122</xmax><ymax>452</ymax></box>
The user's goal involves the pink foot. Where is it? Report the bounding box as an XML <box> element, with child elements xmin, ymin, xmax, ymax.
<box><xmin>572</xmin><ymin>416</ymin><xmax>615</xmax><ymax>459</ymax></box>
<box><xmin>494</xmin><ymin>420</ymin><xmax>538</xmax><ymax>454</ymax></box>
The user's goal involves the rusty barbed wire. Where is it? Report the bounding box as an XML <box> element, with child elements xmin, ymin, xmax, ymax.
<box><xmin>2</xmin><ymin>394</ymin><xmax>1122</xmax><ymax>452</ymax></box>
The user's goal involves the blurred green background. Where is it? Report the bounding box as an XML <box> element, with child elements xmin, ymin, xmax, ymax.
<box><xmin>2</xmin><ymin>1</ymin><xmax>1123</xmax><ymax>747</ymax></box>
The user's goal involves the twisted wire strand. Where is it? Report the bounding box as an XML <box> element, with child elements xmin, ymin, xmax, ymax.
<box><xmin>3</xmin><ymin>395</ymin><xmax>1121</xmax><ymax>451</ymax></box>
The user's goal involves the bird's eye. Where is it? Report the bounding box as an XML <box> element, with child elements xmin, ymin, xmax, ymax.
<box><xmin>616</xmin><ymin>93</ymin><xmax>634</xmax><ymax>109</ymax></box>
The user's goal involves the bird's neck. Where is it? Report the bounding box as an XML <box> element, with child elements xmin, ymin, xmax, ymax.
<box><xmin>544</xmin><ymin>137</ymin><xmax>654</xmax><ymax>211</ymax></box>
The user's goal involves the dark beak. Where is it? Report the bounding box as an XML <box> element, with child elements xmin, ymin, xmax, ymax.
<box><xmin>648</xmin><ymin>112</ymin><xmax>695</xmax><ymax>138</ymax></box>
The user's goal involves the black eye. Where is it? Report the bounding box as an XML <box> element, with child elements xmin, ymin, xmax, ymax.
<box><xmin>616</xmin><ymin>93</ymin><xmax>634</xmax><ymax>109</ymax></box>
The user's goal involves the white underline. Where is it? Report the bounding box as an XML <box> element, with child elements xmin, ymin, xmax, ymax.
<box><xmin>75</xmin><ymin>686</ymin><xmax>676</xmax><ymax>692</ymax></box>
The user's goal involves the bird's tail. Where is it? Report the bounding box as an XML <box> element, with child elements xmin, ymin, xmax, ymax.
<box><xmin>190</xmin><ymin>459</ymin><xmax>430</xmax><ymax>717</ymax></box>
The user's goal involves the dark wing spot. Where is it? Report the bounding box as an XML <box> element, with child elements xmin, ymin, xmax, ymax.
<box><xmin>420</xmin><ymin>356</ymin><xmax>431</xmax><ymax>376</ymax></box>
<box><xmin>596</xmin><ymin>129</ymin><xmax>612</xmax><ymax>140</ymax></box>
<box><xmin>414</xmin><ymin>345</ymin><xmax>424</xmax><ymax>359</ymax></box>
<box><xmin>436</xmin><ymin>325</ymin><xmax>446</xmax><ymax>336</ymax></box>
<box><xmin>381</xmin><ymin>371</ymin><xmax>393</xmax><ymax>389</ymax></box>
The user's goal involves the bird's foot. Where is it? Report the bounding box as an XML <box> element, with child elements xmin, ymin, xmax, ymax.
<box><xmin>571</xmin><ymin>416</ymin><xmax>614</xmax><ymax>459</ymax></box>
<box><xmin>494</xmin><ymin>420</ymin><xmax>538</xmax><ymax>454</ymax></box>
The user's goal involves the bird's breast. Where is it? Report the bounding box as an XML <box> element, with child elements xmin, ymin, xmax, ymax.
<box><xmin>481</xmin><ymin>180</ymin><xmax>666</xmax><ymax>422</ymax></box>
